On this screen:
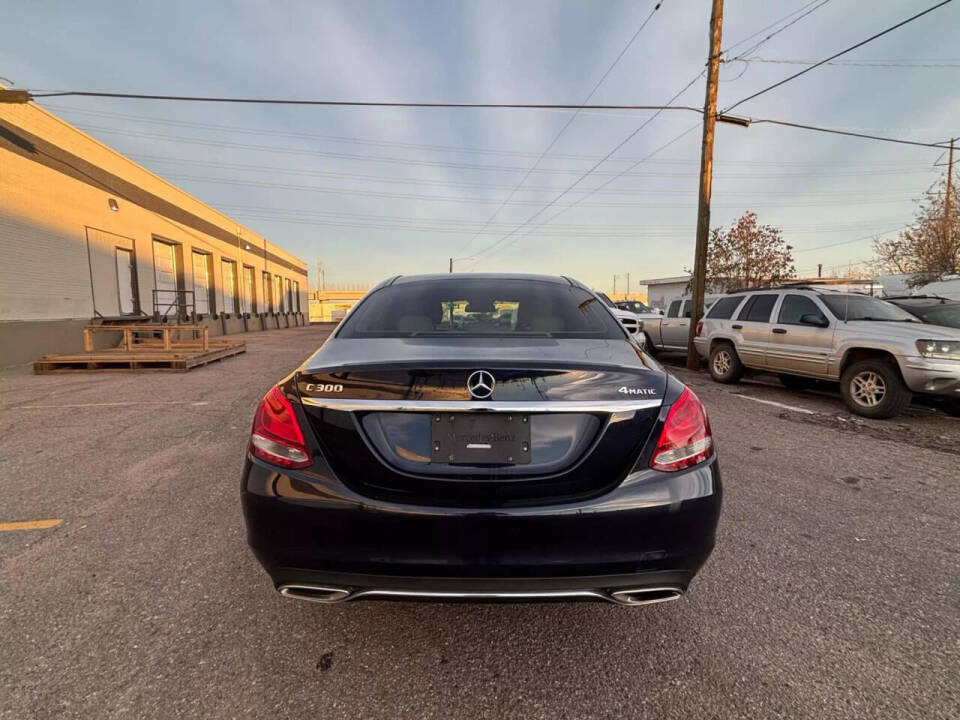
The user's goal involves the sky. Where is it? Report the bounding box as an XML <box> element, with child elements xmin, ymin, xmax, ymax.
<box><xmin>2</xmin><ymin>0</ymin><xmax>958</xmax><ymax>293</ymax></box>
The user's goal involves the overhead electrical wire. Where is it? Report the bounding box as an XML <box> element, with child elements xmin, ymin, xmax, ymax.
<box><xmin>457</xmin><ymin>73</ymin><xmax>707</xmax><ymax>263</ymax></box>
<box><xmin>724</xmin><ymin>0</ymin><xmax>833</xmax><ymax>61</ymax></box>
<box><xmin>738</xmin><ymin>57</ymin><xmax>960</xmax><ymax>68</ymax></box>
<box><xmin>722</xmin><ymin>0</ymin><xmax>955</xmax><ymax>113</ymax></box>
<box><xmin>453</xmin><ymin>0</ymin><xmax>667</xmax><ymax>259</ymax></box>
<box><xmin>720</xmin><ymin>0</ymin><xmax>829</xmax><ymax>56</ymax></box>
<box><xmin>27</xmin><ymin>90</ymin><xmax>702</xmax><ymax>112</ymax></box>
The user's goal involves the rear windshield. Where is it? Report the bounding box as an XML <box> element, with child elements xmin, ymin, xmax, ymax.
<box><xmin>338</xmin><ymin>279</ymin><xmax>625</xmax><ymax>339</ymax></box>
<box><xmin>903</xmin><ymin>302</ymin><xmax>960</xmax><ymax>328</ymax></box>
<box><xmin>821</xmin><ymin>295</ymin><xmax>919</xmax><ymax>322</ymax></box>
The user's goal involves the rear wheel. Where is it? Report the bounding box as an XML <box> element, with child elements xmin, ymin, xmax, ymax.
<box><xmin>840</xmin><ymin>360</ymin><xmax>912</xmax><ymax>419</ymax></box>
<box><xmin>709</xmin><ymin>343</ymin><xmax>744</xmax><ymax>384</ymax></box>
<box><xmin>643</xmin><ymin>333</ymin><xmax>659</xmax><ymax>357</ymax></box>
<box><xmin>943</xmin><ymin>399</ymin><xmax>960</xmax><ymax>418</ymax></box>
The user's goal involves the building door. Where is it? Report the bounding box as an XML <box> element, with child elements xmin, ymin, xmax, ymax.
<box><xmin>115</xmin><ymin>248</ymin><xmax>136</xmax><ymax>314</ymax></box>
<box><xmin>221</xmin><ymin>259</ymin><xmax>239</xmax><ymax>315</ymax></box>
<box><xmin>192</xmin><ymin>251</ymin><xmax>213</xmax><ymax>315</ymax></box>
<box><xmin>275</xmin><ymin>275</ymin><xmax>285</xmax><ymax>312</ymax></box>
<box><xmin>153</xmin><ymin>239</ymin><xmax>180</xmax><ymax>316</ymax></box>
<box><xmin>87</xmin><ymin>228</ymin><xmax>138</xmax><ymax>317</ymax></box>
<box><xmin>242</xmin><ymin>266</ymin><xmax>256</xmax><ymax>314</ymax></box>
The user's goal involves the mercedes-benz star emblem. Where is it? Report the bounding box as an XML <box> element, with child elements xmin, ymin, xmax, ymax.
<box><xmin>466</xmin><ymin>370</ymin><xmax>495</xmax><ymax>399</ymax></box>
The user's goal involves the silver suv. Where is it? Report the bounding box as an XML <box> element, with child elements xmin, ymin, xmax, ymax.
<box><xmin>693</xmin><ymin>287</ymin><xmax>960</xmax><ymax>419</ymax></box>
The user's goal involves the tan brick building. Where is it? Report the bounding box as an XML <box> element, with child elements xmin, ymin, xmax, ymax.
<box><xmin>0</xmin><ymin>97</ymin><xmax>309</xmax><ymax>366</ymax></box>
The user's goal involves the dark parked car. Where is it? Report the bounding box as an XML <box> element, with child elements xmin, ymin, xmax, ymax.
<box><xmin>242</xmin><ymin>274</ymin><xmax>721</xmax><ymax>606</ymax></box>
<box><xmin>885</xmin><ymin>295</ymin><xmax>960</xmax><ymax>329</ymax></box>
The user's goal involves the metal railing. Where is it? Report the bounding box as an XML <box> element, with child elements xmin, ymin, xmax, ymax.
<box><xmin>152</xmin><ymin>289</ymin><xmax>196</xmax><ymax>322</ymax></box>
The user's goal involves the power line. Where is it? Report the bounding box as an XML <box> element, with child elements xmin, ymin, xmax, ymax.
<box><xmin>459</xmin><ymin>73</ymin><xmax>707</xmax><ymax>263</ymax></box>
<box><xmin>723</xmin><ymin>0</ymin><xmax>955</xmax><ymax>113</ymax></box>
<box><xmin>721</xmin><ymin>0</ymin><xmax>826</xmax><ymax>55</ymax></box>
<box><xmin>452</xmin><ymin>0</ymin><xmax>666</xmax><ymax>260</ymax></box>
<box><xmin>92</xmin><ymin>121</ymin><xmax>943</xmax><ymax>176</ymax></box>
<box><xmin>748</xmin><ymin>118</ymin><xmax>953</xmax><ymax>149</ymax></box>
<box><xmin>726</xmin><ymin>0</ymin><xmax>833</xmax><ymax>61</ymax></box>
<box><xmin>27</xmin><ymin>90</ymin><xmax>702</xmax><ymax>112</ymax></box>
<box><xmin>48</xmin><ymin>103</ymin><xmax>944</xmax><ymax>166</ymax></box>
<box><xmin>792</xmin><ymin>224</ymin><xmax>910</xmax><ymax>253</ymax></box>
<box><xmin>739</xmin><ymin>57</ymin><xmax>960</xmax><ymax>68</ymax></box>
<box><xmin>161</xmin><ymin>171</ymin><xmax>921</xmax><ymax>208</ymax></box>
<box><xmin>130</xmin><ymin>154</ymin><xmax>931</xmax><ymax>194</ymax></box>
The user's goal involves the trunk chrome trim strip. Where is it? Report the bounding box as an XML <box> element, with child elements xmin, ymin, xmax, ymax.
<box><xmin>300</xmin><ymin>398</ymin><xmax>662</xmax><ymax>413</ymax></box>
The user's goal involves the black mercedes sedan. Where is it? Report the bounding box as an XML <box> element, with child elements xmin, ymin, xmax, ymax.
<box><xmin>242</xmin><ymin>274</ymin><xmax>721</xmax><ymax>606</ymax></box>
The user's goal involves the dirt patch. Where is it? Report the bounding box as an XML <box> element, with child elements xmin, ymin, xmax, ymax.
<box><xmin>779</xmin><ymin>411</ymin><xmax>960</xmax><ymax>457</ymax></box>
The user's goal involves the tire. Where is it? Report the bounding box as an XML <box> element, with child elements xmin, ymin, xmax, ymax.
<box><xmin>779</xmin><ymin>374</ymin><xmax>815</xmax><ymax>390</ymax></box>
<box><xmin>839</xmin><ymin>359</ymin><xmax>912</xmax><ymax>419</ymax></box>
<box><xmin>643</xmin><ymin>334</ymin><xmax>659</xmax><ymax>357</ymax></box>
<box><xmin>943</xmin><ymin>399</ymin><xmax>960</xmax><ymax>418</ymax></box>
<box><xmin>708</xmin><ymin>342</ymin><xmax>744</xmax><ymax>384</ymax></box>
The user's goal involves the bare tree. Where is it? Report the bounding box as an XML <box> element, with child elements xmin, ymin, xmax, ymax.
<box><xmin>694</xmin><ymin>212</ymin><xmax>795</xmax><ymax>291</ymax></box>
<box><xmin>873</xmin><ymin>176</ymin><xmax>959</xmax><ymax>286</ymax></box>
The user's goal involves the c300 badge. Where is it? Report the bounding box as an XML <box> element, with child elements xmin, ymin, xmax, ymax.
<box><xmin>305</xmin><ymin>383</ymin><xmax>343</xmax><ymax>393</ymax></box>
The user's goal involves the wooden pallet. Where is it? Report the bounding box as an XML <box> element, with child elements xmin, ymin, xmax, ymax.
<box><xmin>34</xmin><ymin>340</ymin><xmax>245</xmax><ymax>374</ymax></box>
<box><xmin>83</xmin><ymin>323</ymin><xmax>211</xmax><ymax>352</ymax></box>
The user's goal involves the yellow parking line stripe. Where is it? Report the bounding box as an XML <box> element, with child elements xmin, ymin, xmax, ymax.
<box><xmin>0</xmin><ymin>519</ymin><xmax>63</xmax><ymax>532</ymax></box>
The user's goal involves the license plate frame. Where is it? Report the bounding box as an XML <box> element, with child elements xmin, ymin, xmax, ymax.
<box><xmin>430</xmin><ymin>413</ymin><xmax>531</xmax><ymax>465</ymax></box>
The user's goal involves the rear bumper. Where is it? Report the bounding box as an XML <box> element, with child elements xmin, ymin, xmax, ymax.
<box><xmin>241</xmin><ymin>456</ymin><xmax>721</xmax><ymax>597</ymax></box>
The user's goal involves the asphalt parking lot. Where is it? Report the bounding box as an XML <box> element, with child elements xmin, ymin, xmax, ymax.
<box><xmin>1</xmin><ymin>325</ymin><xmax>958</xmax><ymax>719</ymax></box>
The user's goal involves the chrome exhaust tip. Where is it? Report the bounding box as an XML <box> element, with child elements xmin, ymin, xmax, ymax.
<box><xmin>609</xmin><ymin>586</ymin><xmax>684</xmax><ymax>606</ymax></box>
<box><xmin>278</xmin><ymin>584</ymin><xmax>351</xmax><ymax>604</ymax></box>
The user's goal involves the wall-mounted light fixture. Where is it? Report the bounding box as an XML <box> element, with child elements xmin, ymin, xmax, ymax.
<box><xmin>244</xmin><ymin>243</ymin><xmax>251</xmax><ymax>250</ymax></box>
<box><xmin>108</xmin><ymin>198</ymin><xmax>119</xmax><ymax>211</ymax></box>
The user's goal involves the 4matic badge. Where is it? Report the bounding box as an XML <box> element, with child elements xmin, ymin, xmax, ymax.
<box><xmin>618</xmin><ymin>386</ymin><xmax>657</xmax><ymax>396</ymax></box>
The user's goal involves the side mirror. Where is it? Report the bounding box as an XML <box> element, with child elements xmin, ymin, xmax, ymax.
<box><xmin>800</xmin><ymin>313</ymin><xmax>829</xmax><ymax>328</ymax></box>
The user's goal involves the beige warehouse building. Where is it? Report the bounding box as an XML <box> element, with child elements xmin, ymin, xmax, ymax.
<box><xmin>0</xmin><ymin>96</ymin><xmax>309</xmax><ymax>366</ymax></box>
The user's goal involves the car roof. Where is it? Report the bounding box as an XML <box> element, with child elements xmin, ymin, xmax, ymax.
<box><xmin>886</xmin><ymin>295</ymin><xmax>953</xmax><ymax>305</ymax></box>
<box><xmin>389</xmin><ymin>273</ymin><xmax>579</xmax><ymax>287</ymax></box>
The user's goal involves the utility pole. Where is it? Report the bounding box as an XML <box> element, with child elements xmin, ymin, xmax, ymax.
<box><xmin>613</xmin><ymin>274</ymin><xmax>617</xmax><ymax>297</ymax></box>
<box><xmin>945</xmin><ymin>137</ymin><xmax>955</xmax><ymax>250</ymax></box>
<box><xmin>817</xmin><ymin>263</ymin><xmax>823</xmax><ymax>279</ymax></box>
<box><xmin>449</xmin><ymin>257</ymin><xmax>453</xmax><ymax>273</ymax></box>
<box><xmin>686</xmin><ymin>0</ymin><xmax>724</xmax><ymax>371</ymax></box>
<box><xmin>626</xmin><ymin>272</ymin><xmax>631</xmax><ymax>299</ymax></box>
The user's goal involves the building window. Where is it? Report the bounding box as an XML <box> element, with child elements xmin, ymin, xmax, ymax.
<box><xmin>262</xmin><ymin>271</ymin><xmax>273</xmax><ymax>313</ymax></box>
<box><xmin>243</xmin><ymin>265</ymin><xmax>257</xmax><ymax>314</ymax></box>
<box><xmin>292</xmin><ymin>280</ymin><xmax>300</xmax><ymax>312</ymax></box>
<box><xmin>191</xmin><ymin>251</ymin><xmax>215</xmax><ymax>315</ymax></box>
<box><xmin>221</xmin><ymin>259</ymin><xmax>239</xmax><ymax>315</ymax></box>
<box><xmin>285</xmin><ymin>278</ymin><xmax>293</xmax><ymax>313</ymax></box>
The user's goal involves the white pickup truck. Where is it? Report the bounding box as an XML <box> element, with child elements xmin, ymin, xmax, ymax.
<box><xmin>641</xmin><ymin>295</ymin><xmax>718</xmax><ymax>354</ymax></box>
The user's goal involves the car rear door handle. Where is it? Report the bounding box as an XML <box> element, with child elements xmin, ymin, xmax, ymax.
<box><xmin>772</xmin><ymin>328</ymin><xmax>787</xmax><ymax>334</ymax></box>
<box><xmin>731</xmin><ymin>324</ymin><xmax>742</xmax><ymax>330</ymax></box>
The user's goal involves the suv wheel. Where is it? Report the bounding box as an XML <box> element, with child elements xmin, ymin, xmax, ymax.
<box><xmin>709</xmin><ymin>343</ymin><xmax>744</xmax><ymax>384</ymax></box>
<box><xmin>840</xmin><ymin>360</ymin><xmax>912</xmax><ymax>419</ymax></box>
<box><xmin>643</xmin><ymin>333</ymin><xmax>659</xmax><ymax>357</ymax></box>
<box><xmin>943</xmin><ymin>399</ymin><xmax>960</xmax><ymax>418</ymax></box>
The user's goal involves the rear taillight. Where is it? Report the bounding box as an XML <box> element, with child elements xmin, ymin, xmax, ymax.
<box><xmin>650</xmin><ymin>388</ymin><xmax>714</xmax><ymax>472</ymax></box>
<box><xmin>250</xmin><ymin>386</ymin><xmax>311</xmax><ymax>469</ymax></box>
<box><xmin>695</xmin><ymin>320</ymin><xmax>704</xmax><ymax>337</ymax></box>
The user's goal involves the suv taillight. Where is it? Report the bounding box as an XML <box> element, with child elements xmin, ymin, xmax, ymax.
<box><xmin>250</xmin><ymin>387</ymin><xmax>311</xmax><ymax>469</ymax></box>
<box><xmin>650</xmin><ymin>388</ymin><xmax>714</xmax><ymax>472</ymax></box>
<box><xmin>695</xmin><ymin>320</ymin><xmax>704</xmax><ymax>337</ymax></box>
